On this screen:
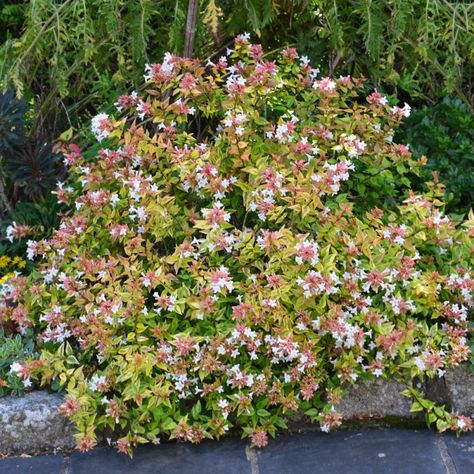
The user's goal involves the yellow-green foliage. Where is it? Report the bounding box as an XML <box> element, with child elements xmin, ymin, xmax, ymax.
<box><xmin>1</xmin><ymin>38</ymin><xmax>472</xmax><ymax>455</ymax></box>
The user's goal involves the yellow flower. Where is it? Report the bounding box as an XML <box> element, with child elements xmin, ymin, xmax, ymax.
<box><xmin>13</xmin><ymin>256</ymin><xmax>26</xmax><ymax>269</ymax></box>
<box><xmin>0</xmin><ymin>272</ymin><xmax>13</xmax><ymax>285</ymax></box>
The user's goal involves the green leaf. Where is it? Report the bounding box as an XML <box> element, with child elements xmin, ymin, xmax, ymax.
<box><xmin>305</xmin><ymin>408</ymin><xmax>319</xmax><ymax>418</ymax></box>
<box><xmin>161</xmin><ymin>418</ymin><xmax>177</xmax><ymax>431</ymax></box>
<box><xmin>410</xmin><ymin>401</ymin><xmax>423</xmax><ymax>413</ymax></box>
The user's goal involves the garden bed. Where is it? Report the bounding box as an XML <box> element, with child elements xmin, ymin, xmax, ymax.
<box><xmin>1</xmin><ymin>365</ymin><xmax>472</xmax><ymax>456</ymax></box>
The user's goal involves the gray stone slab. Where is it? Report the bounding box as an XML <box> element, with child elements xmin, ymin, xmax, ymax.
<box><xmin>444</xmin><ymin>365</ymin><xmax>474</xmax><ymax>417</ymax></box>
<box><xmin>339</xmin><ymin>377</ymin><xmax>412</xmax><ymax>419</ymax></box>
<box><xmin>254</xmin><ymin>429</ymin><xmax>446</xmax><ymax>474</ymax></box>
<box><xmin>0</xmin><ymin>455</ymin><xmax>63</xmax><ymax>474</ymax></box>
<box><xmin>0</xmin><ymin>364</ymin><xmax>472</xmax><ymax>457</ymax></box>
<box><xmin>443</xmin><ymin>432</ymin><xmax>474</xmax><ymax>474</ymax></box>
<box><xmin>0</xmin><ymin>391</ymin><xmax>75</xmax><ymax>455</ymax></box>
<box><xmin>70</xmin><ymin>437</ymin><xmax>251</xmax><ymax>474</ymax></box>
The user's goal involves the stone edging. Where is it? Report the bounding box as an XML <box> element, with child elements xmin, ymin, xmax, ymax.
<box><xmin>1</xmin><ymin>365</ymin><xmax>473</xmax><ymax>456</ymax></box>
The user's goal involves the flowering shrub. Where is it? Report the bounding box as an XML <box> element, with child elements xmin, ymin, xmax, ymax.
<box><xmin>1</xmin><ymin>36</ymin><xmax>473</xmax><ymax>453</ymax></box>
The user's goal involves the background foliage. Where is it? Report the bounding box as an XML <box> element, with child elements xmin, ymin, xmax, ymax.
<box><xmin>398</xmin><ymin>96</ymin><xmax>474</xmax><ymax>213</ymax></box>
<box><xmin>1</xmin><ymin>0</ymin><xmax>473</xmax><ymax>137</ymax></box>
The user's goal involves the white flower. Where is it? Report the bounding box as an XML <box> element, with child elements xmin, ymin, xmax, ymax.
<box><xmin>91</xmin><ymin>113</ymin><xmax>110</xmax><ymax>141</ymax></box>
<box><xmin>6</xmin><ymin>224</ymin><xmax>15</xmax><ymax>242</ymax></box>
<box><xmin>136</xmin><ymin>101</ymin><xmax>149</xmax><ymax>119</ymax></box>
<box><xmin>110</xmin><ymin>193</ymin><xmax>120</xmax><ymax>208</ymax></box>
<box><xmin>300</xmin><ymin>55</ymin><xmax>310</xmax><ymax>66</ymax></box>
<box><xmin>373</xmin><ymin>368</ymin><xmax>383</xmax><ymax>377</ymax></box>
<box><xmin>9</xmin><ymin>362</ymin><xmax>23</xmax><ymax>375</ymax></box>
<box><xmin>456</xmin><ymin>418</ymin><xmax>466</xmax><ymax>429</ymax></box>
<box><xmin>89</xmin><ymin>374</ymin><xmax>107</xmax><ymax>392</ymax></box>
<box><xmin>162</xmin><ymin>52</ymin><xmax>175</xmax><ymax>74</ymax></box>
<box><xmin>218</xmin><ymin>399</ymin><xmax>229</xmax><ymax>409</ymax></box>
<box><xmin>414</xmin><ymin>356</ymin><xmax>426</xmax><ymax>371</ymax></box>
<box><xmin>26</xmin><ymin>240</ymin><xmax>37</xmax><ymax>260</ymax></box>
<box><xmin>401</xmin><ymin>103</ymin><xmax>411</xmax><ymax>117</ymax></box>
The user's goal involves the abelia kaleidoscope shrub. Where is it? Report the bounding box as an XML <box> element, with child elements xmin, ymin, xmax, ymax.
<box><xmin>1</xmin><ymin>36</ymin><xmax>473</xmax><ymax>454</ymax></box>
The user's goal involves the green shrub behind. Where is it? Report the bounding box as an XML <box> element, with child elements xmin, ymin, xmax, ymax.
<box><xmin>399</xmin><ymin>96</ymin><xmax>474</xmax><ymax>213</ymax></box>
<box><xmin>2</xmin><ymin>0</ymin><xmax>473</xmax><ymax>138</ymax></box>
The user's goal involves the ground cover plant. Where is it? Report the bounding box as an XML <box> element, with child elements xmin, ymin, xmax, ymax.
<box><xmin>0</xmin><ymin>37</ymin><xmax>473</xmax><ymax>454</ymax></box>
<box><xmin>0</xmin><ymin>328</ymin><xmax>36</xmax><ymax>396</ymax></box>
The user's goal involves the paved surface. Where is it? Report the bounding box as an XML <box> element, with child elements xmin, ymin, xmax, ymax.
<box><xmin>0</xmin><ymin>429</ymin><xmax>472</xmax><ymax>474</ymax></box>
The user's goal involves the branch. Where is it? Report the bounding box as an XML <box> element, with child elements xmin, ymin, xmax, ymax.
<box><xmin>184</xmin><ymin>0</ymin><xmax>199</xmax><ymax>58</ymax></box>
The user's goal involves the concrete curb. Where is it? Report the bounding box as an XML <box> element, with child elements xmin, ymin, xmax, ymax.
<box><xmin>1</xmin><ymin>365</ymin><xmax>473</xmax><ymax>456</ymax></box>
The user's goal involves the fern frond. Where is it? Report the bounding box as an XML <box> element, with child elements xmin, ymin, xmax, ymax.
<box><xmin>203</xmin><ymin>0</ymin><xmax>222</xmax><ymax>37</ymax></box>
<box><xmin>356</xmin><ymin>0</ymin><xmax>386</xmax><ymax>61</ymax></box>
